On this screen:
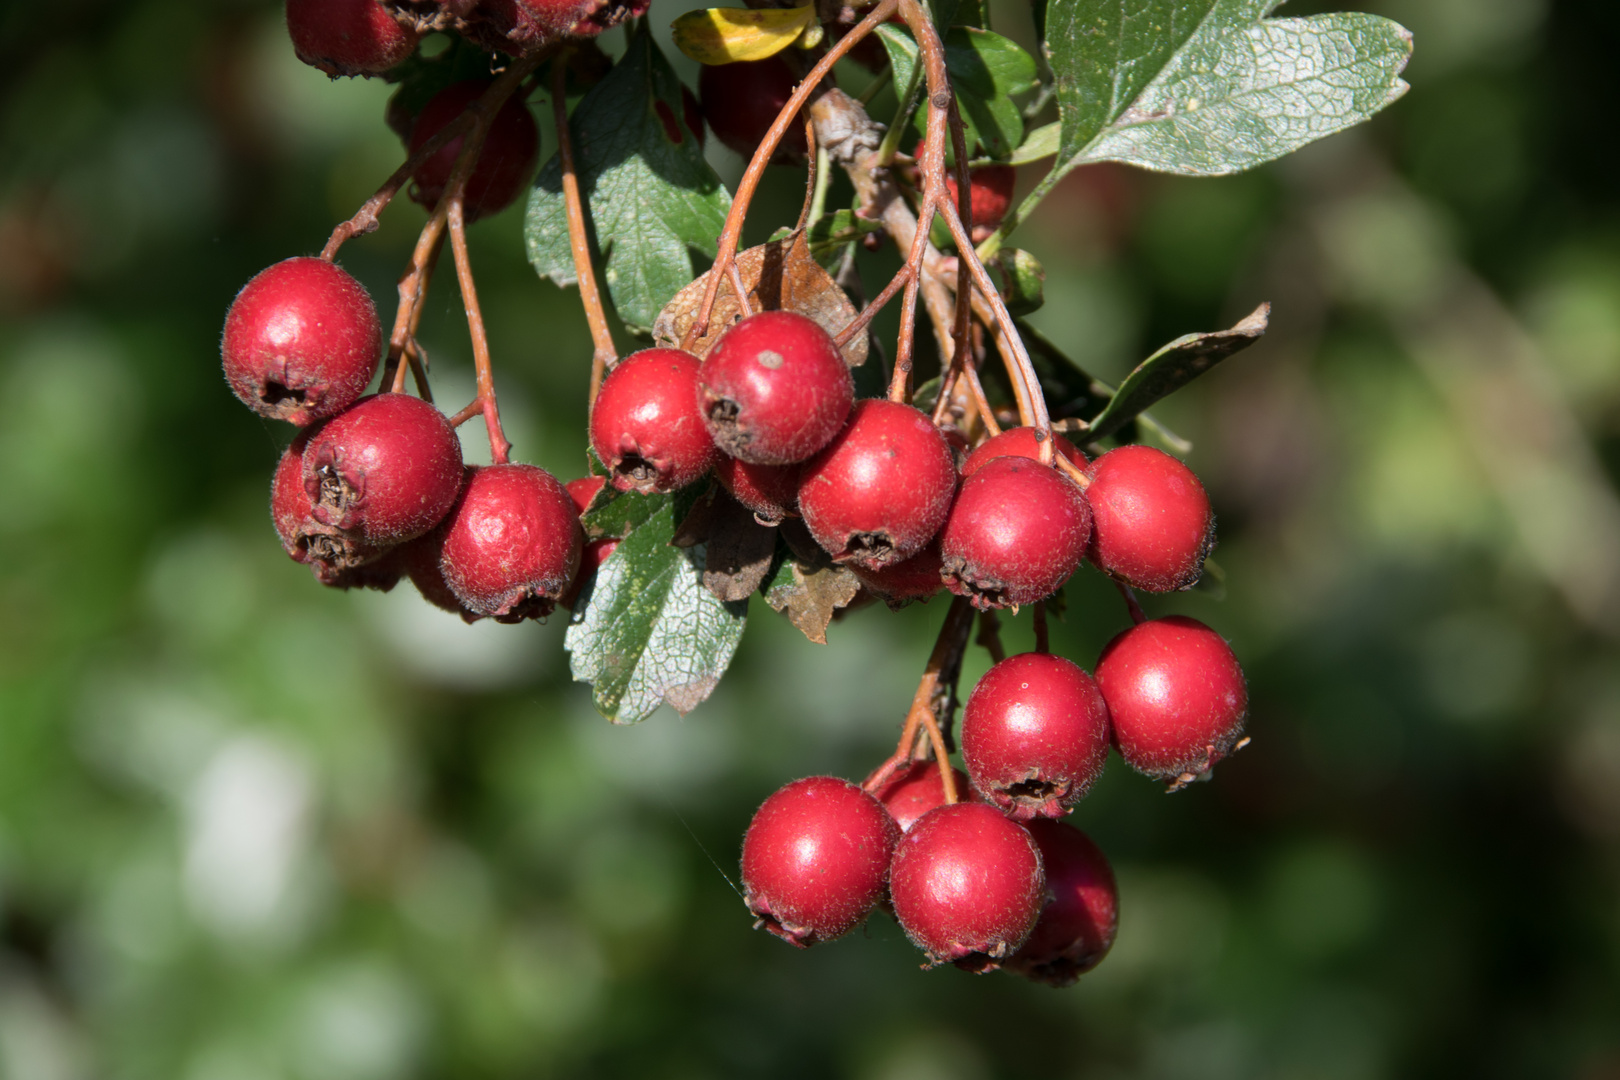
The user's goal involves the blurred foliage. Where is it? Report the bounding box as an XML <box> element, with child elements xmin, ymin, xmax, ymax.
<box><xmin>2</xmin><ymin>0</ymin><xmax>1620</xmax><ymax>1078</ymax></box>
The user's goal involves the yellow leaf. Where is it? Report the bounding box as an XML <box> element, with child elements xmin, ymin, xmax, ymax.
<box><xmin>671</xmin><ymin>6</ymin><xmax>820</xmax><ymax>65</ymax></box>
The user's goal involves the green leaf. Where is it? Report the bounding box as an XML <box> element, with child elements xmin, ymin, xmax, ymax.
<box><xmin>991</xmin><ymin>248</ymin><xmax>1044</xmax><ymax>316</ymax></box>
<box><xmin>566</xmin><ymin>497</ymin><xmax>748</xmax><ymax>724</ymax></box>
<box><xmin>878</xmin><ymin>25</ymin><xmax>1037</xmax><ymax>159</ymax></box>
<box><xmin>1047</xmin><ymin>0</ymin><xmax>1412</xmax><ymax>176</ymax></box>
<box><xmin>526</xmin><ymin>26</ymin><xmax>731</xmax><ymax>333</ymax></box>
<box><xmin>768</xmin><ymin>210</ymin><xmax>883</xmax><ymax>271</ymax></box>
<box><xmin>992</xmin><ymin>120</ymin><xmax>1059</xmax><ymax>167</ymax></box>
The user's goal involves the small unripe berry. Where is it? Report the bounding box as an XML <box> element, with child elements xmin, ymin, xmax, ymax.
<box><xmin>223</xmin><ymin>257</ymin><xmax>381</xmax><ymax>426</ymax></box>
<box><xmin>798</xmin><ymin>400</ymin><xmax>957</xmax><ymax>571</ymax></box>
<box><xmin>1096</xmin><ymin>616</ymin><xmax>1247</xmax><ymax>787</ymax></box>
<box><xmin>940</xmin><ymin>455</ymin><xmax>1091</xmax><ymax>610</ymax></box>
<box><xmin>1085</xmin><ymin>445</ymin><xmax>1214</xmax><ymax>592</ymax></box>
<box><xmin>438</xmin><ymin>464</ymin><xmax>584</xmax><ymax>622</ymax></box>
<box><xmin>962</xmin><ymin>653</ymin><xmax>1111</xmax><ymax>820</ymax></box>
<box><xmin>944</xmin><ymin>164</ymin><xmax>1016</xmax><ymax>242</ymax></box>
<box><xmin>870</xmin><ymin>760</ymin><xmax>972</xmax><ymax>833</ymax></box>
<box><xmin>960</xmin><ymin>427</ymin><xmax>1087</xmax><ymax>479</ymax></box>
<box><xmin>699</xmin><ymin>56</ymin><xmax>808</xmax><ymax>162</ymax></box>
<box><xmin>1006</xmin><ymin>820</ymin><xmax>1118</xmax><ymax>986</ymax></box>
<box><xmin>409</xmin><ymin>81</ymin><xmax>541</xmax><ymax>222</ymax></box>
<box><xmin>286</xmin><ymin>0</ymin><xmax>418</xmax><ymax>77</ymax></box>
<box><xmin>850</xmin><ymin>541</ymin><xmax>944</xmax><ymax>605</ymax></box>
<box><xmin>303</xmin><ymin>393</ymin><xmax>465</xmax><ymax>546</ymax></box>
<box><xmin>590</xmin><ymin>348</ymin><xmax>718</xmax><ymax>494</ymax></box>
<box><xmin>741</xmin><ymin>776</ymin><xmax>900</xmax><ymax>948</ymax></box>
<box><xmin>890</xmin><ymin>802</ymin><xmax>1045</xmax><ymax>971</ymax></box>
<box><xmin>714</xmin><ymin>456</ymin><xmax>800</xmax><ymax>524</ymax></box>
<box><xmin>699</xmin><ymin>310</ymin><xmax>853</xmax><ymax>465</ymax></box>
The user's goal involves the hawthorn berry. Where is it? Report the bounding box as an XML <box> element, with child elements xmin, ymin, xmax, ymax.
<box><xmin>798</xmin><ymin>399</ymin><xmax>958</xmax><ymax>571</ymax></box>
<box><xmin>713</xmin><ymin>456</ymin><xmax>800</xmax><ymax>524</ymax></box>
<box><xmin>850</xmin><ymin>541</ymin><xmax>944</xmax><ymax>605</ymax></box>
<box><xmin>889</xmin><ymin>802</ymin><xmax>1045</xmax><ymax>971</ymax></box>
<box><xmin>489</xmin><ymin>0</ymin><xmax>651</xmax><ymax>44</ymax></box>
<box><xmin>396</xmin><ymin>530</ymin><xmax>481</xmax><ymax>620</ymax></box>
<box><xmin>408</xmin><ymin>80</ymin><xmax>540</xmax><ymax>222</ymax></box>
<box><xmin>1096</xmin><ymin>615</ymin><xmax>1248</xmax><ymax>787</ymax></box>
<box><xmin>944</xmin><ymin>164</ymin><xmax>1016</xmax><ymax>243</ymax></box>
<box><xmin>960</xmin><ymin>426</ymin><xmax>1088</xmax><ymax>479</ymax></box>
<box><xmin>870</xmin><ymin>760</ymin><xmax>972</xmax><ymax>833</ymax></box>
<box><xmin>699</xmin><ymin>56</ymin><xmax>808</xmax><ymax>162</ymax></box>
<box><xmin>940</xmin><ymin>455</ymin><xmax>1091</xmax><ymax>610</ymax></box>
<box><xmin>590</xmin><ymin>348</ymin><xmax>718</xmax><ymax>494</ymax></box>
<box><xmin>287</xmin><ymin>0</ymin><xmax>418</xmax><ymax>78</ymax></box>
<box><xmin>740</xmin><ymin>776</ymin><xmax>900</xmax><ymax>948</ymax></box>
<box><xmin>558</xmin><ymin>476</ymin><xmax>615</xmax><ymax>610</ymax></box>
<box><xmin>565</xmin><ymin>474</ymin><xmax>606</xmax><ymax>516</ymax></box>
<box><xmin>1085</xmin><ymin>444</ymin><xmax>1214</xmax><ymax>592</ymax></box>
<box><xmin>699</xmin><ymin>310</ymin><xmax>853</xmax><ymax>466</ymax></box>
<box><xmin>437</xmin><ymin>464</ymin><xmax>584</xmax><ymax>622</ymax></box>
<box><xmin>302</xmin><ymin>393</ymin><xmax>465</xmax><ymax>547</ymax></box>
<box><xmin>962</xmin><ymin>653</ymin><xmax>1111</xmax><ymax>820</ymax></box>
<box><xmin>1006</xmin><ymin>820</ymin><xmax>1119</xmax><ymax>986</ymax></box>
<box><xmin>223</xmin><ymin>257</ymin><xmax>381</xmax><ymax>426</ymax></box>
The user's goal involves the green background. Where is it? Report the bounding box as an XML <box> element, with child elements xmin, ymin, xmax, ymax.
<box><xmin>2</xmin><ymin>0</ymin><xmax>1618</xmax><ymax>1076</ymax></box>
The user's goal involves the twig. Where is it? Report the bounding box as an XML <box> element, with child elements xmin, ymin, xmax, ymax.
<box><xmin>977</xmin><ymin>609</ymin><xmax>1006</xmax><ymax>664</ymax></box>
<box><xmin>321</xmin><ymin>113</ymin><xmax>476</xmax><ymax>261</ymax></box>
<box><xmin>1113</xmin><ymin>578</ymin><xmax>1148</xmax><ymax>625</ymax></box>
<box><xmin>862</xmin><ymin>596</ymin><xmax>975</xmax><ymax>799</ymax></box>
<box><xmin>552</xmin><ymin>56</ymin><xmax>617</xmax><ymax>406</ymax></box>
<box><xmin>1033</xmin><ymin>601</ymin><xmax>1049</xmax><ymax>654</ymax></box>
<box><xmin>446</xmin><ymin>196</ymin><xmax>510</xmax><ymax>463</ymax></box>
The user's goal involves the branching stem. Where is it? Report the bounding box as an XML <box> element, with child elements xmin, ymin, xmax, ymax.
<box><xmin>862</xmin><ymin>597</ymin><xmax>974</xmax><ymax>801</ymax></box>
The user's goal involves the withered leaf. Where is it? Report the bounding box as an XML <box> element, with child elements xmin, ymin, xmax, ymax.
<box><xmin>694</xmin><ymin>491</ymin><xmax>779</xmax><ymax>602</ymax></box>
<box><xmin>765</xmin><ymin>559</ymin><xmax>863</xmax><ymax>645</ymax></box>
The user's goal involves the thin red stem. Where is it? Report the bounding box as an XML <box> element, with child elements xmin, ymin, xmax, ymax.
<box><xmin>552</xmin><ymin>56</ymin><xmax>617</xmax><ymax>407</ymax></box>
<box><xmin>447</xmin><ymin>196</ymin><xmax>510</xmax><ymax>464</ymax></box>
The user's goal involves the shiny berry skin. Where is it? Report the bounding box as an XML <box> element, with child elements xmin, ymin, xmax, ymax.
<box><xmin>223</xmin><ymin>257</ymin><xmax>381</xmax><ymax>426</ymax></box>
<box><xmin>870</xmin><ymin>760</ymin><xmax>972</xmax><ymax>833</ymax></box>
<box><xmin>798</xmin><ymin>400</ymin><xmax>958</xmax><ymax>571</ymax></box>
<box><xmin>286</xmin><ymin>0</ymin><xmax>418</xmax><ymax>77</ymax></box>
<box><xmin>1085</xmin><ymin>445</ymin><xmax>1214</xmax><ymax>592</ymax></box>
<box><xmin>960</xmin><ymin>427</ymin><xmax>1087</xmax><ymax>479</ymax></box>
<box><xmin>961</xmin><ymin>653</ymin><xmax>1111</xmax><ymax>820</ymax></box>
<box><xmin>850</xmin><ymin>541</ymin><xmax>944</xmax><ymax>605</ymax></box>
<box><xmin>940</xmin><ymin>455</ymin><xmax>1091</xmax><ymax>610</ymax></box>
<box><xmin>945</xmin><ymin>164</ymin><xmax>1016</xmax><ymax>241</ymax></box>
<box><xmin>699</xmin><ymin>311</ymin><xmax>853</xmax><ymax>466</ymax></box>
<box><xmin>1096</xmin><ymin>616</ymin><xmax>1248</xmax><ymax>787</ymax></box>
<box><xmin>714</xmin><ymin>456</ymin><xmax>800</xmax><ymax>524</ymax></box>
<box><xmin>699</xmin><ymin>56</ymin><xmax>808</xmax><ymax>162</ymax></box>
<box><xmin>890</xmin><ymin>802</ymin><xmax>1045</xmax><ymax>971</ymax></box>
<box><xmin>740</xmin><ymin>777</ymin><xmax>900</xmax><ymax>948</ymax></box>
<box><xmin>1006</xmin><ymin>820</ymin><xmax>1118</xmax><ymax>986</ymax></box>
<box><xmin>408</xmin><ymin>81</ymin><xmax>540</xmax><ymax>222</ymax></box>
<box><xmin>438</xmin><ymin>464</ymin><xmax>584</xmax><ymax>622</ymax></box>
<box><xmin>590</xmin><ymin>348</ymin><xmax>717</xmax><ymax>494</ymax></box>
<box><xmin>302</xmin><ymin>393</ymin><xmax>465</xmax><ymax>546</ymax></box>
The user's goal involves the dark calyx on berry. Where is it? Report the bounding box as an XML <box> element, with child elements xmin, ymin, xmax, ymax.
<box><xmin>699</xmin><ymin>310</ymin><xmax>853</xmax><ymax>466</ymax></box>
<box><xmin>940</xmin><ymin>455</ymin><xmax>1091</xmax><ymax>610</ymax></box>
<box><xmin>589</xmin><ymin>348</ymin><xmax>717</xmax><ymax>494</ymax></box>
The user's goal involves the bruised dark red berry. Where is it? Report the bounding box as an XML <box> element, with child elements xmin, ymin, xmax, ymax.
<box><xmin>287</xmin><ymin>0</ymin><xmax>418</xmax><ymax>77</ymax></box>
<box><xmin>489</xmin><ymin>0</ymin><xmax>651</xmax><ymax>43</ymax></box>
<box><xmin>699</xmin><ymin>56</ymin><xmax>808</xmax><ymax>162</ymax></box>
<box><xmin>870</xmin><ymin>760</ymin><xmax>972</xmax><ymax>833</ymax></box>
<box><xmin>437</xmin><ymin>464</ymin><xmax>583</xmax><ymax>622</ymax></box>
<box><xmin>1096</xmin><ymin>615</ymin><xmax>1247</xmax><ymax>788</ymax></box>
<box><xmin>223</xmin><ymin>257</ymin><xmax>381</xmax><ymax>426</ymax></box>
<box><xmin>890</xmin><ymin>802</ymin><xmax>1045</xmax><ymax>971</ymax></box>
<box><xmin>699</xmin><ymin>310</ymin><xmax>853</xmax><ymax>465</ymax></box>
<box><xmin>960</xmin><ymin>426</ymin><xmax>1087</xmax><ymax>479</ymax></box>
<box><xmin>961</xmin><ymin>653</ymin><xmax>1111</xmax><ymax>820</ymax></box>
<box><xmin>850</xmin><ymin>541</ymin><xmax>944</xmax><ymax>605</ymax></box>
<box><xmin>303</xmin><ymin>393</ymin><xmax>465</xmax><ymax>546</ymax></box>
<box><xmin>590</xmin><ymin>348</ymin><xmax>717</xmax><ymax>494</ymax></box>
<box><xmin>714</xmin><ymin>456</ymin><xmax>800</xmax><ymax>524</ymax></box>
<box><xmin>1084</xmin><ymin>445</ymin><xmax>1214</xmax><ymax>592</ymax></box>
<box><xmin>1006</xmin><ymin>820</ymin><xmax>1119</xmax><ymax>986</ymax></box>
<box><xmin>798</xmin><ymin>400</ymin><xmax>957</xmax><ymax>571</ymax></box>
<box><xmin>945</xmin><ymin>164</ymin><xmax>1016</xmax><ymax>242</ymax></box>
<box><xmin>408</xmin><ymin>80</ymin><xmax>540</xmax><ymax>222</ymax></box>
<box><xmin>940</xmin><ymin>455</ymin><xmax>1091</xmax><ymax>609</ymax></box>
<box><xmin>741</xmin><ymin>776</ymin><xmax>900</xmax><ymax>948</ymax></box>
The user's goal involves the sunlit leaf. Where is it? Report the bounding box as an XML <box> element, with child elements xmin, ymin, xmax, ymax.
<box><xmin>671</xmin><ymin>5</ymin><xmax>819</xmax><ymax>65</ymax></box>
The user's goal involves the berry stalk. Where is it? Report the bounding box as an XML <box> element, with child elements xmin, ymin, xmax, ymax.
<box><xmin>551</xmin><ymin>55</ymin><xmax>618</xmax><ymax>406</ymax></box>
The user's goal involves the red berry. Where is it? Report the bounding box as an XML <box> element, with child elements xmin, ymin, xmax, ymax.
<box><xmin>870</xmin><ymin>760</ymin><xmax>972</xmax><ymax>833</ymax></box>
<box><xmin>960</xmin><ymin>427</ymin><xmax>1087</xmax><ymax>479</ymax></box>
<box><xmin>559</xmin><ymin>537</ymin><xmax>619</xmax><ymax>610</ymax></box>
<box><xmin>798</xmin><ymin>400</ymin><xmax>957</xmax><ymax>571</ymax></box>
<box><xmin>1006</xmin><ymin>820</ymin><xmax>1118</xmax><ymax>986</ymax></box>
<box><xmin>490</xmin><ymin>0</ymin><xmax>651</xmax><ymax>42</ymax></box>
<box><xmin>1096</xmin><ymin>616</ymin><xmax>1247</xmax><ymax>787</ymax></box>
<box><xmin>699</xmin><ymin>56</ymin><xmax>808</xmax><ymax>162</ymax></box>
<box><xmin>740</xmin><ymin>776</ymin><xmax>900</xmax><ymax>948</ymax></box>
<box><xmin>699</xmin><ymin>311</ymin><xmax>853</xmax><ymax>466</ymax></box>
<box><xmin>223</xmin><ymin>257</ymin><xmax>381</xmax><ymax>426</ymax></box>
<box><xmin>1084</xmin><ymin>445</ymin><xmax>1215</xmax><ymax>592</ymax></box>
<box><xmin>714</xmin><ymin>456</ymin><xmax>800</xmax><ymax>524</ymax></box>
<box><xmin>286</xmin><ymin>0</ymin><xmax>418</xmax><ymax>77</ymax></box>
<box><xmin>303</xmin><ymin>393</ymin><xmax>465</xmax><ymax>546</ymax></box>
<box><xmin>889</xmin><ymin>802</ymin><xmax>1045</xmax><ymax>971</ymax></box>
<box><xmin>408</xmin><ymin>81</ymin><xmax>540</xmax><ymax>222</ymax></box>
<box><xmin>961</xmin><ymin>653</ymin><xmax>1111</xmax><ymax>820</ymax></box>
<box><xmin>565</xmin><ymin>474</ymin><xmax>607</xmax><ymax>516</ymax></box>
<box><xmin>589</xmin><ymin>348</ymin><xmax>717</xmax><ymax>494</ymax></box>
<box><xmin>398</xmin><ymin>531</ymin><xmax>481</xmax><ymax>620</ymax></box>
<box><xmin>850</xmin><ymin>541</ymin><xmax>944</xmax><ymax>605</ymax></box>
<box><xmin>944</xmin><ymin>164</ymin><xmax>1016</xmax><ymax>241</ymax></box>
<box><xmin>437</xmin><ymin>464</ymin><xmax>584</xmax><ymax>622</ymax></box>
<box><xmin>940</xmin><ymin>455</ymin><xmax>1091</xmax><ymax>610</ymax></box>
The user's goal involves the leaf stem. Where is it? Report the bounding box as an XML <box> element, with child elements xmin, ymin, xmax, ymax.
<box><xmin>551</xmin><ymin>56</ymin><xmax>617</xmax><ymax>408</ymax></box>
<box><xmin>974</xmin><ymin>159</ymin><xmax>1069</xmax><ymax>263</ymax></box>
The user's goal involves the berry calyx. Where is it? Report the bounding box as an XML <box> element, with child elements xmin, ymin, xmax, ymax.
<box><xmin>437</xmin><ymin>464</ymin><xmax>584</xmax><ymax>622</ymax></box>
<box><xmin>1084</xmin><ymin>445</ymin><xmax>1214</xmax><ymax>592</ymax></box>
<box><xmin>961</xmin><ymin>653</ymin><xmax>1111</xmax><ymax>820</ymax></box>
<box><xmin>798</xmin><ymin>400</ymin><xmax>958</xmax><ymax>571</ymax></box>
<box><xmin>740</xmin><ymin>776</ymin><xmax>900</xmax><ymax>948</ymax></box>
<box><xmin>590</xmin><ymin>348</ymin><xmax>718</xmax><ymax>494</ymax></box>
<box><xmin>960</xmin><ymin>426</ymin><xmax>1088</xmax><ymax>479</ymax></box>
<box><xmin>699</xmin><ymin>310</ymin><xmax>853</xmax><ymax>465</ymax></box>
<box><xmin>944</xmin><ymin>164</ymin><xmax>1016</xmax><ymax>243</ymax></box>
<box><xmin>1095</xmin><ymin>615</ymin><xmax>1248</xmax><ymax>788</ymax></box>
<box><xmin>223</xmin><ymin>257</ymin><xmax>382</xmax><ymax>426</ymax></box>
<box><xmin>408</xmin><ymin>80</ymin><xmax>540</xmax><ymax>222</ymax></box>
<box><xmin>287</xmin><ymin>0</ymin><xmax>419</xmax><ymax>77</ymax></box>
<box><xmin>714</xmin><ymin>456</ymin><xmax>800</xmax><ymax>524</ymax></box>
<box><xmin>698</xmin><ymin>56</ymin><xmax>809</xmax><ymax>162</ymax></box>
<box><xmin>870</xmin><ymin>760</ymin><xmax>972</xmax><ymax>832</ymax></box>
<box><xmin>889</xmin><ymin>802</ymin><xmax>1045</xmax><ymax>971</ymax></box>
<box><xmin>940</xmin><ymin>455</ymin><xmax>1091</xmax><ymax>610</ymax></box>
<box><xmin>302</xmin><ymin>393</ymin><xmax>465</xmax><ymax>546</ymax></box>
<box><xmin>1006</xmin><ymin>820</ymin><xmax>1118</xmax><ymax>986</ymax></box>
